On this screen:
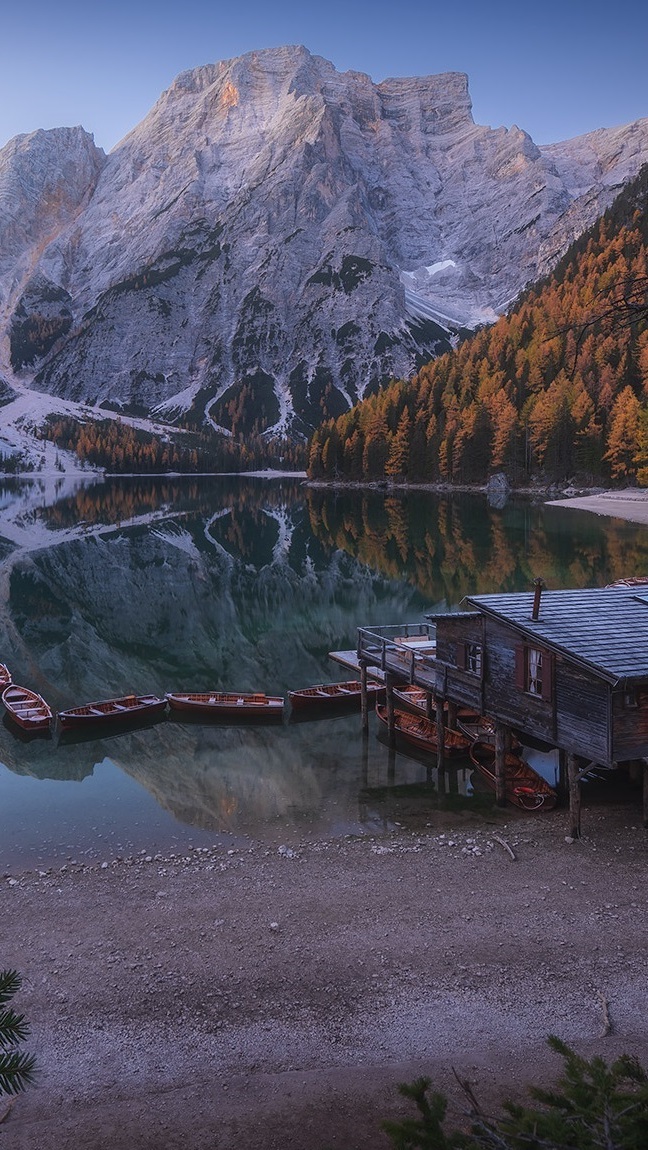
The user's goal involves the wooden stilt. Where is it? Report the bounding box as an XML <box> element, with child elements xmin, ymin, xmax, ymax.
<box><xmin>361</xmin><ymin>729</ymin><xmax>369</xmax><ymax>788</ymax></box>
<box><xmin>425</xmin><ymin>691</ymin><xmax>433</xmax><ymax>719</ymax></box>
<box><xmin>568</xmin><ymin>752</ymin><xmax>581</xmax><ymax>839</ymax></box>
<box><xmin>558</xmin><ymin>748</ymin><xmax>567</xmax><ymax>797</ymax></box>
<box><xmin>360</xmin><ymin>664</ymin><xmax>369</xmax><ymax>733</ymax></box>
<box><xmin>387</xmin><ymin>744</ymin><xmax>396</xmax><ymax>784</ymax></box>
<box><xmin>386</xmin><ymin>676</ymin><xmax>396</xmax><ymax>746</ymax></box>
<box><xmin>495</xmin><ymin>723</ymin><xmax>507</xmax><ymax>807</ymax></box>
<box><xmin>435</xmin><ymin>696</ymin><xmax>446</xmax><ymax>773</ymax></box>
<box><xmin>643</xmin><ymin>759</ymin><xmax>648</xmax><ymax>829</ymax></box>
<box><xmin>447</xmin><ymin>700</ymin><xmax>458</xmax><ymax>731</ymax></box>
<box><xmin>627</xmin><ymin>761</ymin><xmax>641</xmax><ymax>786</ymax></box>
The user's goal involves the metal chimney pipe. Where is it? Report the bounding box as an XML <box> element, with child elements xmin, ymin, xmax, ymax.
<box><xmin>532</xmin><ymin>577</ymin><xmax>545</xmax><ymax>620</ymax></box>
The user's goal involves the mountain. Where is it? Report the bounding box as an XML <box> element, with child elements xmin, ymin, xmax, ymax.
<box><xmin>309</xmin><ymin>164</ymin><xmax>648</xmax><ymax>487</ymax></box>
<box><xmin>1</xmin><ymin>45</ymin><xmax>648</xmax><ymax>444</ymax></box>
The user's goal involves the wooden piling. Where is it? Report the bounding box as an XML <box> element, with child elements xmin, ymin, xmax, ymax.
<box><xmin>558</xmin><ymin>747</ymin><xmax>567</xmax><ymax>794</ymax></box>
<box><xmin>568</xmin><ymin>752</ymin><xmax>581</xmax><ymax>839</ymax></box>
<box><xmin>643</xmin><ymin>759</ymin><xmax>648</xmax><ymax>829</ymax></box>
<box><xmin>435</xmin><ymin>696</ymin><xmax>445</xmax><ymax>773</ymax></box>
<box><xmin>386</xmin><ymin>676</ymin><xmax>396</xmax><ymax>746</ymax></box>
<box><xmin>360</xmin><ymin>664</ymin><xmax>369</xmax><ymax>733</ymax></box>
<box><xmin>387</xmin><ymin>744</ymin><xmax>396</xmax><ymax>784</ymax></box>
<box><xmin>447</xmin><ymin>700</ymin><xmax>458</xmax><ymax>731</ymax></box>
<box><xmin>495</xmin><ymin>722</ymin><xmax>507</xmax><ymax>807</ymax></box>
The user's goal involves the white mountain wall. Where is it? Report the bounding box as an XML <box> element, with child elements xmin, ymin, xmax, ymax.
<box><xmin>1</xmin><ymin>45</ymin><xmax>647</xmax><ymax>438</ymax></box>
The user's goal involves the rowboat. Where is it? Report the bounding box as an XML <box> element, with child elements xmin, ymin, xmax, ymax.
<box><xmin>57</xmin><ymin>694</ymin><xmax>167</xmax><ymax>729</ymax></box>
<box><xmin>0</xmin><ymin>664</ymin><xmax>12</xmax><ymax>689</ymax></box>
<box><xmin>457</xmin><ymin>713</ymin><xmax>497</xmax><ymax>743</ymax></box>
<box><xmin>375</xmin><ymin>704</ymin><xmax>472</xmax><ymax>757</ymax></box>
<box><xmin>457</xmin><ymin>713</ymin><xmax>525</xmax><ymax>755</ymax></box>
<box><xmin>393</xmin><ymin>685</ymin><xmax>480</xmax><ymax>725</ymax></box>
<box><xmin>469</xmin><ymin>739</ymin><xmax>558</xmax><ymax>810</ymax></box>
<box><xmin>289</xmin><ymin>680</ymin><xmax>385</xmax><ymax>711</ymax></box>
<box><xmin>392</xmin><ymin>684</ymin><xmax>431</xmax><ymax>714</ymax></box>
<box><xmin>166</xmin><ymin>691</ymin><xmax>284</xmax><ymax>719</ymax></box>
<box><xmin>2</xmin><ymin>684</ymin><xmax>53</xmax><ymax>731</ymax></box>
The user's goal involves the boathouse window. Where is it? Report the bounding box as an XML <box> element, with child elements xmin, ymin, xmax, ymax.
<box><xmin>456</xmin><ymin>641</ymin><xmax>482</xmax><ymax>675</ymax></box>
<box><xmin>515</xmin><ymin>645</ymin><xmax>553</xmax><ymax>701</ymax></box>
<box><xmin>466</xmin><ymin>643</ymin><xmax>482</xmax><ymax>675</ymax></box>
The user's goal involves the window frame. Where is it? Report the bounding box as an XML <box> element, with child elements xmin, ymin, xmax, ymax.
<box><xmin>456</xmin><ymin>640</ymin><xmax>483</xmax><ymax>677</ymax></box>
<box><xmin>465</xmin><ymin>642</ymin><xmax>482</xmax><ymax>677</ymax></box>
<box><xmin>515</xmin><ymin>644</ymin><xmax>553</xmax><ymax>702</ymax></box>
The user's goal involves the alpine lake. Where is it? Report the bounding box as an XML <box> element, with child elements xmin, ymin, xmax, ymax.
<box><xmin>1</xmin><ymin>473</ymin><xmax>646</xmax><ymax>870</ymax></box>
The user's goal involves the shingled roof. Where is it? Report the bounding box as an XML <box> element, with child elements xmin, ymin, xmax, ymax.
<box><xmin>464</xmin><ymin>586</ymin><xmax>648</xmax><ymax>686</ymax></box>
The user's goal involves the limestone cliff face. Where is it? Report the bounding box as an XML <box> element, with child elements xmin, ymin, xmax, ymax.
<box><xmin>0</xmin><ymin>127</ymin><xmax>105</xmax><ymax>370</ymax></box>
<box><xmin>1</xmin><ymin>46</ymin><xmax>647</xmax><ymax>436</ymax></box>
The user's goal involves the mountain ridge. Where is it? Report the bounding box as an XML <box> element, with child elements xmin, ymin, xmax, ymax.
<box><xmin>308</xmin><ymin>162</ymin><xmax>648</xmax><ymax>487</ymax></box>
<box><xmin>1</xmin><ymin>45</ymin><xmax>648</xmax><ymax>450</ymax></box>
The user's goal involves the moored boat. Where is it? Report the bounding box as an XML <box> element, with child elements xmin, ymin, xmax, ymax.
<box><xmin>393</xmin><ymin>684</ymin><xmax>480</xmax><ymax>725</ymax></box>
<box><xmin>469</xmin><ymin>739</ymin><xmax>557</xmax><ymax>811</ymax></box>
<box><xmin>457</xmin><ymin>713</ymin><xmax>497</xmax><ymax>743</ymax></box>
<box><xmin>166</xmin><ymin>691</ymin><xmax>284</xmax><ymax>719</ymax></box>
<box><xmin>2</xmin><ymin>684</ymin><xmax>52</xmax><ymax>731</ymax></box>
<box><xmin>57</xmin><ymin>694</ymin><xmax>167</xmax><ymax>729</ymax></box>
<box><xmin>375</xmin><ymin>704</ymin><xmax>472</xmax><ymax>757</ymax></box>
<box><xmin>392</xmin><ymin>684</ymin><xmax>431</xmax><ymax>714</ymax></box>
<box><xmin>289</xmin><ymin>680</ymin><xmax>385</xmax><ymax>711</ymax></box>
<box><xmin>0</xmin><ymin>664</ymin><xmax>12</xmax><ymax>689</ymax></box>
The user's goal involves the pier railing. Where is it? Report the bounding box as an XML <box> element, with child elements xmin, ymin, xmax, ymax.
<box><xmin>357</xmin><ymin>623</ymin><xmax>437</xmax><ymax>685</ymax></box>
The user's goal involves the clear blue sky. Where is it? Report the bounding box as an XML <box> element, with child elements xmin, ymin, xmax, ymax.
<box><xmin>1</xmin><ymin>0</ymin><xmax>646</xmax><ymax>153</ymax></box>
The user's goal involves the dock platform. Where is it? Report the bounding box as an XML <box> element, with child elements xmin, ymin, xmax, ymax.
<box><xmin>328</xmin><ymin>651</ymin><xmax>385</xmax><ymax>681</ymax></box>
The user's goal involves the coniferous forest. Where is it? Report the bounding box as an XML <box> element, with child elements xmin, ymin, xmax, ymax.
<box><xmin>39</xmin><ymin>415</ymin><xmax>307</xmax><ymax>474</ymax></box>
<box><xmin>308</xmin><ymin>166</ymin><xmax>648</xmax><ymax>487</ymax></box>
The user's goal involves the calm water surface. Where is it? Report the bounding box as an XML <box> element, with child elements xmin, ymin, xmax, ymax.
<box><xmin>1</xmin><ymin>475</ymin><xmax>646</xmax><ymax>867</ymax></box>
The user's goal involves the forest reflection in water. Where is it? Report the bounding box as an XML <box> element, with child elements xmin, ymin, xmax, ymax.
<box><xmin>0</xmin><ymin>474</ymin><xmax>645</xmax><ymax>866</ymax></box>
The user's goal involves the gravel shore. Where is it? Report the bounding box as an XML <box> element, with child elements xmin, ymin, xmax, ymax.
<box><xmin>546</xmin><ymin>488</ymin><xmax>648</xmax><ymax>525</ymax></box>
<box><xmin>3</xmin><ymin>800</ymin><xmax>647</xmax><ymax>1149</ymax></box>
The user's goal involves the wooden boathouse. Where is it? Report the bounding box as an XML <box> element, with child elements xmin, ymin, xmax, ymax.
<box><xmin>355</xmin><ymin>583</ymin><xmax>648</xmax><ymax>834</ymax></box>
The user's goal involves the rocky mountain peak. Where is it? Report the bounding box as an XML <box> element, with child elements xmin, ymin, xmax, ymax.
<box><xmin>0</xmin><ymin>48</ymin><xmax>647</xmax><ymax>445</ymax></box>
<box><xmin>0</xmin><ymin>126</ymin><xmax>105</xmax><ymax>269</ymax></box>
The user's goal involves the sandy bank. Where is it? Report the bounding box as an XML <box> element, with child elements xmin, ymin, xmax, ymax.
<box><xmin>547</xmin><ymin>488</ymin><xmax>648</xmax><ymax>526</ymax></box>
<box><xmin>3</xmin><ymin>802</ymin><xmax>647</xmax><ymax>1149</ymax></box>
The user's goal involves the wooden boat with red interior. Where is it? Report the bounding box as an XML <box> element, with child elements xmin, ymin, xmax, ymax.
<box><xmin>2</xmin><ymin>684</ymin><xmax>53</xmax><ymax>731</ymax></box>
<box><xmin>166</xmin><ymin>691</ymin><xmax>284</xmax><ymax>719</ymax></box>
<box><xmin>392</xmin><ymin>684</ymin><xmax>431</xmax><ymax>714</ymax></box>
<box><xmin>457</xmin><ymin>712</ymin><xmax>497</xmax><ymax>743</ymax></box>
<box><xmin>0</xmin><ymin>664</ymin><xmax>12</xmax><ymax>689</ymax></box>
<box><xmin>393</xmin><ymin>684</ymin><xmax>480</xmax><ymax>725</ymax></box>
<box><xmin>375</xmin><ymin>704</ymin><xmax>471</xmax><ymax>757</ymax></box>
<box><xmin>469</xmin><ymin>739</ymin><xmax>557</xmax><ymax>811</ymax></box>
<box><xmin>289</xmin><ymin>679</ymin><xmax>385</xmax><ymax>711</ymax></box>
<box><xmin>57</xmin><ymin>693</ymin><xmax>168</xmax><ymax>730</ymax></box>
<box><xmin>457</xmin><ymin>713</ymin><xmax>523</xmax><ymax>752</ymax></box>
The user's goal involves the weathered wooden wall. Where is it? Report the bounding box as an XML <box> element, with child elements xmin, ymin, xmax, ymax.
<box><xmin>435</xmin><ymin>616</ymin><xmax>613</xmax><ymax>764</ymax></box>
<box><xmin>612</xmin><ymin>690</ymin><xmax>648</xmax><ymax>761</ymax></box>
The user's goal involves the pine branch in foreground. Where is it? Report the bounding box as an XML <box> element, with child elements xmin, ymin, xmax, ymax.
<box><xmin>382</xmin><ymin>1038</ymin><xmax>648</xmax><ymax>1150</ymax></box>
<box><xmin>0</xmin><ymin>971</ymin><xmax>36</xmax><ymax>1099</ymax></box>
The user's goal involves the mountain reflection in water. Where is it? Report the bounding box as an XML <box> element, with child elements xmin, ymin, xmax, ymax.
<box><xmin>1</xmin><ymin>475</ymin><xmax>646</xmax><ymax>865</ymax></box>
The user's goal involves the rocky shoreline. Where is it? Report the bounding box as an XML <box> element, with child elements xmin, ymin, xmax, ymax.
<box><xmin>4</xmin><ymin>800</ymin><xmax>647</xmax><ymax>1149</ymax></box>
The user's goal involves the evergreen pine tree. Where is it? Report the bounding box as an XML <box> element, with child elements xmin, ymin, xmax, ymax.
<box><xmin>0</xmin><ymin>970</ymin><xmax>35</xmax><ymax>1097</ymax></box>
